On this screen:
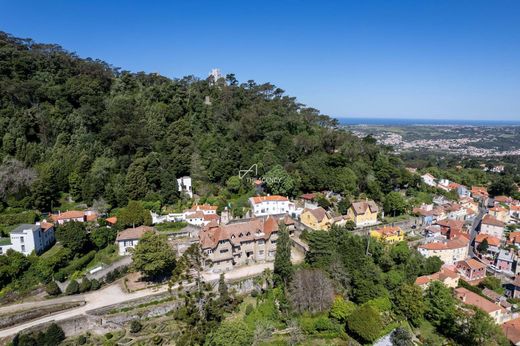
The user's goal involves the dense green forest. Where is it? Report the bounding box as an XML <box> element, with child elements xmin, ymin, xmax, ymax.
<box><xmin>0</xmin><ymin>31</ymin><xmax>417</xmax><ymax>213</ymax></box>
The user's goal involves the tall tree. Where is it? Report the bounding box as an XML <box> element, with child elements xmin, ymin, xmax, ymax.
<box><xmin>273</xmin><ymin>225</ymin><xmax>293</xmax><ymax>287</ymax></box>
<box><xmin>55</xmin><ymin>221</ymin><xmax>90</xmax><ymax>254</ymax></box>
<box><xmin>132</xmin><ymin>232</ymin><xmax>176</xmax><ymax>280</ymax></box>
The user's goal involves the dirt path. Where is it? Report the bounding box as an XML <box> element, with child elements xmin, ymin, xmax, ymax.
<box><xmin>0</xmin><ymin>262</ymin><xmax>273</xmax><ymax>338</ymax></box>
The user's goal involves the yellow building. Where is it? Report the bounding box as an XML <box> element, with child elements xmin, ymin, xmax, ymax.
<box><xmin>300</xmin><ymin>207</ymin><xmax>332</xmax><ymax>230</ymax></box>
<box><xmin>347</xmin><ymin>200</ymin><xmax>379</xmax><ymax>228</ymax></box>
<box><xmin>370</xmin><ymin>226</ymin><xmax>404</xmax><ymax>243</ymax></box>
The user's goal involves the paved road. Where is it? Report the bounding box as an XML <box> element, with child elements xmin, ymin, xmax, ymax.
<box><xmin>0</xmin><ymin>262</ymin><xmax>273</xmax><ymax>338</ymax></box>
<box><xmin>468</xmin><ymin>208</ymin><xmax>485</xmax><ymax>258</ymax></box>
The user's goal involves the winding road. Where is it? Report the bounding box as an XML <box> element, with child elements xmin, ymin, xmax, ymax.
<box><xmin>0</xmin><ymin>262</ymin><xmax>273</xmax><ymax>338</ymax></box>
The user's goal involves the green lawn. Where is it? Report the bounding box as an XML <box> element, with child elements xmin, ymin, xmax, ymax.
<box><xmin>40</xmin><ymin>243</ymin><xmax>64</xmax><ymax>258</ymax></box>
<box><xmin>155</xmin><ymin>222</ymin><xmax>189</xmax><ymax>232</ymax></box>
<box><xmin>84</xmin><ymin>244</ymin><xmax>121</xmax><ymax>271</ymax></box>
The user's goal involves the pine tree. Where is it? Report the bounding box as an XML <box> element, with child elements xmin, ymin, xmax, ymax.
<box><xmin>274</xmin><ymin>225</ymin><xmax>293</xmax><ymax>287</ymax></box>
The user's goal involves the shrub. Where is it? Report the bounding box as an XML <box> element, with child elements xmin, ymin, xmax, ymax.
<box><xmin>90</xmin><ymin>278</ymin><xmax>101</xmax><ymax>290</ymax></box>
<box><xmin>365</xmin><ymin>296</ymin><xmax>392</xmax><ymax>313</ymax></box>
<box><xmin>105</xmin><ymin>332</ymin><xmax>113</xmax><ymax>340</ymax></box>
<box><xmin>44</xmin><ymin>323</ymin><xmax>65</xmax><ymax>345</ymax></box>
<box><xmin>329</xmin><ymin>296</ymin><xmax>356</xmax><ymax>322</ymax></box>
<box><xmin>65</xmin><ymin>280</ymin><xmax>79</xmax><ymax>295</ymax></box>
<box><xmin>55</xmin><ymin>251</ymin><xmax>96</xmax><ymax>280</ymax></box>
<box><xmin>79</xmin><ymin>277</ymin><xmax>91</xmax><ymax>293</ymax></box>
<box><xmin>245</xmin><ymin>304</ymin><xmax>254</xmax><ymax>316</ymax></box>
<box><xmin>347</xmin><ymin>305</ymin><xmax>384</xmax><ymax>343</ymax></box>
<box><xmin>130</xmin><ymin>320</ymin><xmax>142</xmax><ymax>333</ymax></box>
<box><xmin>53</xmin><ymin>271</ymin><xmax>66</xmax><ymax>283</ymax></box>
<box><xmin>78</xmin><ymin>335</ymin><xmax>87</xmax><ymax>345</ymax></box>
<box><xmin>45</xmin><ymin>281</ymin><xmax>61</xmax><ymax>296</ymax></box>
<box><xmin>152</xmin><ymin>335</ymin><xmax>163</xmax><ymax>345</ymax></box>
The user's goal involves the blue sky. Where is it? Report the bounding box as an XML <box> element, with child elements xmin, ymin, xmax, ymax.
<box><xmin>1</xmin><ymin>0</ymin><xmax>519</xmax><ymax>120</ymax></box>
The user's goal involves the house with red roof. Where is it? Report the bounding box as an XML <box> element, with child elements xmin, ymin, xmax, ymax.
<box><xmin>50</xmin><ymin>210</ymin><xmax>98</xmax><ymax>224</ymax></box>
<box><xmin>415</xmin><ymin>267</ymin><xmax>460</xmax><ymax>289</ymax></box>
<box><xmin>456</xmin><ymin>258</ymin><xmax>487</xmax><ymax>281</ymax></box>
<box><xmin>455</xmin><ymin>287</ymin><xmax>508</xmax><ymax>324</ymax></box>
<box><xmin>475</xmin><ymin>233</ymin><xmax>501</xmax><ymax>254</ymax></box>
<box><xmin>417</xmin><ymin>236</ymin><xmax>469</xmax><ymax>264</ymax></box>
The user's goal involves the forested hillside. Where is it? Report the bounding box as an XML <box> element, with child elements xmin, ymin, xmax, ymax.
<box><xmin>0</xmin><ymin>32</ymin><xmax>416</xmax><ymax>212</ymax></box>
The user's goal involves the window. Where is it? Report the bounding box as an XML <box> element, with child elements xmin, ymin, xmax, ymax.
<box><xmin>271</xmin><ymin>239</ymin><xmax>276</xmax><ymax>244</ymax></box>
<box><xmin>21</xmin><ymin>245</ymin><xmax>25</xmax><ymax>252</ymax></box>
<box><xmin>20</xmin><ymin>237</ymin><xmax>24</xmax><ymax>243</ymax></box>
<box><xmin>259</xmin><ymin>250</ymin><xmax>264</xmax><ymax>255</ymax></box>
<box><xmin>258</xmin><ymin>240</ymin><xmax>265</xmax><ymax>245</ymax></box>
<box><xmin>220</xmin><ymin>249</ymin><xmax>229</xmax><ymax>254</ymax></box>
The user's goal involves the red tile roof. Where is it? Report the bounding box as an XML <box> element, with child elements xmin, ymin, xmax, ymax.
<box><xmin>106</xmin><ymin>216</ymin><xmax>118</xmax><ymax>225</ymax></box>
<box><xmin>250</xmin><ymin>195</ymin><xmax>289</xmax><ymax>204</ymax></box>
<box><xmin>300</xmin><ymin>193</ymin><xmax>316</xmax><ymax>201</ymax></box>
<box><xmin>502</xmin><ymin>317</ymin><xmax>520</xmax><ymax>345</ymax></box>
<box><xmin>457</xmin><ymin>258</ymin><xmax>487</xmax><ymax>270</ymax></box>
<box><xmin>482</xmin><ymin>215</ymin><xmax>505</xmax><ymax>227</ymax></box>
<box><xmin>475</xmin><ymin>234</ymin><xmax>501</xmax><ymax>247</ymax></box>
<box><xmin>50</xmin><ymin>210</ymin><xmax>85</xmax><ymax>221</ymax></box>
<box><xmin>455</xmin><ymin>287</ymin><xmax>504</xmax><ymax>314</ymax></box>
<box><xmin>418</xmin><ymin>236</ymin><xmax>469</xmax><ymax>251</ymax></box>
<box><xmin>372</xmin><ymin>226</ymin><xmax>402</xmax><ymax>237</ymax></box>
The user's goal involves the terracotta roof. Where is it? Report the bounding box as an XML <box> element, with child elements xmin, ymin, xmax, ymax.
<box><xmin>199</xmin><ymin>216</ymin><xmax>279</xmax><ymax>249</ymax></box>
<box><xmin>250</xmin><ymin>195</ymin><xmax>289</xmax><ymax>204</ymax></box>
<box><xmin>86</xmin><ymin>213</ymin><xmax>98</xmax><ymax>222</ymax></box>
<box><xmin>502</xmin><ymin>317</ymin><xmax>520</xmax><ymax>345</ymax></box>
<box><xmin>509</xmin><ymin>232</ymin><xmax>520</xmax><ymax>244</ymax></box>
<box><xmin>489</xmin><ymin>206</ymin><xmax>508</xmax><ymax>213</ymax></box>
<box><xmin>455</xmin><ymin>287</ymin><xmax>504</xmax><ymax>314</ymax></box>
<box><xmin>419</xmin><ymin>236</ymin><xmax>469</xmax><ymax>251</ymax></box>
<box><xmin>190</xmin><ymin>204</ymin><xmax>218</xmax><ymax>211</ymax></box>
<box><xmin>475</xmin><ymin>234</ymin><xmax>501</xmax><ymax>247</ymax></box>
<box><xmin>106</xmin><ymin>216</ymin><xmax>118</xmax><ymax>225</ymax></box>
<box><xmin>471</xmin><ymin>186</ymin><xmax>488</xmax><ymax>194</ymax></box>
<box><xmin>458</xmin><ymin>258</ymin><xmax>487</xmax><ymax>270</ymax></box>
<box><xmin>300</xmin><ymin>193</ymin><xmax>316</xmax><ymax>201</ymax></box>
<box><xmin>304</xmin><ymin>207</ymin><xmax>329</xmax><ymax>222</ymax></box>
<box><xmin>283</xmin><ymin>214</ymin><xmax>295</xmax><ymax>225</ymax></box>
<box><xmin>372</xmin><ymin>226</ymin><xmax>402</xmax><ymax>237</ymax></box>
<box><xmin>436</xmin><ymin>219</ymin><xmax>464</xmax><ymax>231</ymax></box>
<box><xmin>40</xmin><ymin>221</ymin><xmax>54</xmax><ymax>231</ymax></box>
<box><xmin>351</xmin><ymin>200</ymin><xmax>379</xmax><ymax>216</ymax></box>
<box><xmin>482</xmin><ymin>215</ymin><xmax>505</xmax><ymax>227</ymax></box>
<box><xmin>511</xmin><ymin>205</ymin><xmax>520</xmax><ymax>212</ymax></box>
<box><xmin>116</xmin><ymin>226</ymin><xmax>154</xmax><ymax>241</ymax></box>
<box><xmin>50</xmin><ymin>210</ymin><xmax>86</xmax><ymax>221</ymax></box>
<box><xmin>203</xmin><ymin>214</ymin><xmax>219</xmax><ymax>221</ymax></box>
<box><xmin>448</xmin><ymin>182</ymin><xmax>461</xmax><ymax>190</ymax></box>
<box><xmin>495</xmin><ymin>196</ymin><xmax>512</xmax><ymax>204</ymax></box>
<box><xmin>415</xmin><ymin>268</ymin><xmax>459</xmax><ymax>286</ymax></box>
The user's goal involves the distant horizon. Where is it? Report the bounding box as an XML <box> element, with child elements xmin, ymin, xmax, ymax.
<box><xmin>336</xmin><ymin>116</ymin><xmax>520</xmax><ymax>126</ymax></box>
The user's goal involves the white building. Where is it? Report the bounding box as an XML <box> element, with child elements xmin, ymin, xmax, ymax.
<box><xmin>177</xmin><ymin>176</ymin><xmax>193</xmax><ymax>198</ymax></box>
<box><xmin>0</xmin><ymin>222</ymin><xmax>55</xmax><ymax>256</ymax></box>
<box><xmin>421</xmin><ymin>173</ymin><xmax>437</xmax><ymax>187</ymax></box>
<box><xmin>209</xmin><ymin>68</ymin><xmax>222</xmax><ymax>83</ymax></box>
<box><xmin>417</xmin><ymin>236</ymin><xmax>469</xmax><ymax>265</ymax></box>
<box><xmin>183</xmin><ymin>204</ymin><xmax>219</xmax><ymax>226</ymax></box>
<box><xmin>116</xmin><ymin>226</ymin><xmax>154</xmax><ymax>256</ymax></box>
<box><xmin>480</xmin><ymin>215</ymin><xmax>506</xmax><ymax>239</ymax></box>
<box><xmin>249</xmin><ymin>195</ymin><xmax>295</xmax><ymax>217</ymax></box>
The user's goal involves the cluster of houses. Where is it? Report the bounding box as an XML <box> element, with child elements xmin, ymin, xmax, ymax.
<box><xmin>0</xmin><ymin>210</ymin><xmax>98</xmax><ymax>256</ymax></box>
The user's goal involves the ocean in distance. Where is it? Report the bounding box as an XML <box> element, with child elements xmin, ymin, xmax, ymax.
<box><xmin>337</xmin><ymin>117</ymin><xmax>520</xmax><ymax>126</ymax></box>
